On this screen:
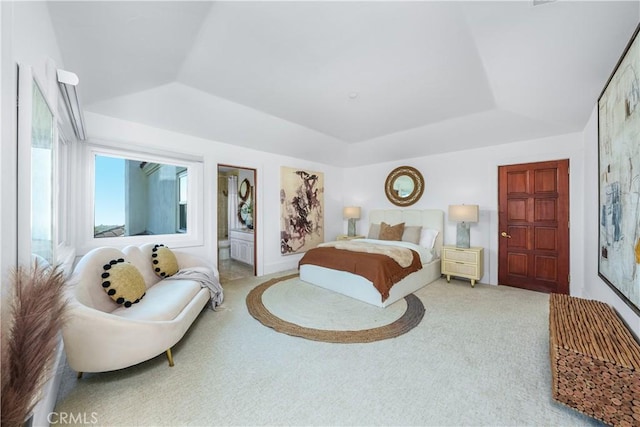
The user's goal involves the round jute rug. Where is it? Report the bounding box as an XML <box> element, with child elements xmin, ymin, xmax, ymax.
<box><xmin>246</xmin><ymin>273</ymin><xmax>425</xmax><ymax>343</ymax></box>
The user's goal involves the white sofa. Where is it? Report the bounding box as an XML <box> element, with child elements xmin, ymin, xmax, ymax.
<box><xmin>62</xmin><ymin>243</ymin><xmax>219</xmax><ymax>376</ymax></box>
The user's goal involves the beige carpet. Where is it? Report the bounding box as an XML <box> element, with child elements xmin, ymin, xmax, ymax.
<box><xmin>54</xmin><ymin>272</ymin><xmax>603</xmax><ymax>426</ymax></box>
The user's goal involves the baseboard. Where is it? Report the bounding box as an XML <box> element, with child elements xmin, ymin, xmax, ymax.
<box><xmin>262</xmin><ymin>258</ymin><xmax>300</xmax><ymax>276</ymax></box>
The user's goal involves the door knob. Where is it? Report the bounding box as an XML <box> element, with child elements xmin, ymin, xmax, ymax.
<box><xmin>501</xmin><ymin>231</ymin><xmax>511</xmax><ymax>238</ymax></box>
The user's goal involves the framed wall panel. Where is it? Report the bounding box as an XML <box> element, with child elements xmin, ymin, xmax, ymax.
<box><xmin>598</xmin><ymin>24</ymin><xmax>640</xmax><ymax>315</ymax></box>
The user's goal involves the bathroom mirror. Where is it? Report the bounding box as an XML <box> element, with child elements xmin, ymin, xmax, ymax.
<box><xmin>238</xmin><ymin>201</ymin><xmax>252</xmax><ymax>227</ymax></box>
<box><xmin>239</xmin><ymin>178</ymin><xmax>251</xmax><ymax>201</ymax></box>
<box><xmin>384</xmin><ymin>166</ymin><xmax>425</xmax><ymax>207</ymax></box>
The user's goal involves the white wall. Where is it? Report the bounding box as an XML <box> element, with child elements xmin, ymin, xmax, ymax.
<box><xmin>345</xmin><ymin>132</ymin><xmax>586</xmax><ymax>294</ymax></box>
<box><xmin>12</xmin><ymin>2</ymin><xmax>64</xmax><ymax>106</ymax></box>
<box><xmin>82</xmin><ymin>112</ymin><xmax>345</xmax><ymax>276</ymax></box>
<box><xmin>0</xmin><ymin>0</ymin><xmax>14</xmax><ymax>294</ymax></box>
<box><xmin>87</xmin><ymin>82</ymin><xmax>349</xmax><ymax>167</ymax></box>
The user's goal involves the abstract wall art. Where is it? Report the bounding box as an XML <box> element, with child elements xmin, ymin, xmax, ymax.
<box><xmin>280</xmin><ymin>166</ymin><xmax>324</xmax><ymax>255</ymax></box>
<box><xmin>598</xmin><ymin>24</ymin><xmax>640</xmax><ymax>315</ymax></box>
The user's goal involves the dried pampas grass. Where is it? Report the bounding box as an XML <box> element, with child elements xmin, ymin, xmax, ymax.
<box><xmin>1</xmin><ymin>262</ymin><xmax>67</xmax><ymax>427</ymax></box>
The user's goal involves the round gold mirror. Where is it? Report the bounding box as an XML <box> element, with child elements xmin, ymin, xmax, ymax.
<box><xmin>239</xmin><ymin>178</ymin><xmax>250</xmax><ymax>201</ymax></box>
<box><xmin>384</xmin><ymin>166</ymin><xmax>424</xmax><ymax>207</ymax></box>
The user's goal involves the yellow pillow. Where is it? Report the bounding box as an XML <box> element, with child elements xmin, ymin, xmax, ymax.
<box><xmin>151</xmin><ymin>244</ymin><xmax>179</xmax><ymax>278</ymax></box>
<box><xmin>379</xmin><ymin>222</ymin><xmax>405</xmax><ymax>241</ymax></box>
<box><xmin>101</xmin><ymin>259</ymin><xmax>146</xmax><ymax>307</ymax></box>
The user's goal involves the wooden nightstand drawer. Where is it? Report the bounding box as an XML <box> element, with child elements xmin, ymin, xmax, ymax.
<box><xmin>442</xmin><ymin>248</ymin><xmax>478</xmax><ymax>264</ymax></box>
<box><xmin>443</xmin><ymin>261</ymin><xmax>478</xmax><ymax>277</ymax></box>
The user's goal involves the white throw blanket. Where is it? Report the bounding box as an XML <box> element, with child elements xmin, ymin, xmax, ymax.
<box><xmin>319</xmin><ymin>241</ymin><xmax>414</xmax><ymax>267</ymax></box>
<box><xmin>170</xmin><ymin>267</ymin><xmax>224</xmax><ymax>310</ymax></box>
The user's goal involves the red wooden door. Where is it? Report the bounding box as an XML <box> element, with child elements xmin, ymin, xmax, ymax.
<box><xmin>498</xmin><ymin>160</ymin><xmax>570</xmax><ymax>294</ymax></box>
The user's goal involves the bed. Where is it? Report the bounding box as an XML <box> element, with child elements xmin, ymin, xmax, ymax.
<box><xmin>299</xmin><ymin>209</ymin><xmax>444</xmax><ymax>308</ymax></box>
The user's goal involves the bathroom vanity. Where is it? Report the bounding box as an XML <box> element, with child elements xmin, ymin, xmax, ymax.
<box><xmin>229</xmin><ymin>228</ymin><xmax>254</xmax><ymax>266</ymax></box>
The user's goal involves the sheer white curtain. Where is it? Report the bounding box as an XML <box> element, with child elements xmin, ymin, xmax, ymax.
<box><xmin>227</xmin><ymin>176</ymin><xmax>241</xmax><ymax>231</ymax></box>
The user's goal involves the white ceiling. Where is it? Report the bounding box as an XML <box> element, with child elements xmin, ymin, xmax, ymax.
<box><xmin>47</xmin><ymin>1</ymin><xmax>639</xmax><ymax>166</ymax></box>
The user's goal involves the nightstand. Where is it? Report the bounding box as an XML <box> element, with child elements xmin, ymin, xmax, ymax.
<box><xmin>336</xmin><ymin>234</ymin><xmax>365</xmax><ymax>241</ymax></box>
<box><xmin>441</xmin><ymin>246</ymin><xmax>484</xmax><ymax>287</ymax></box>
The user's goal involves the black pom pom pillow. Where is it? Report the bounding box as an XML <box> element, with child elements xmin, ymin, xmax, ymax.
<box><xmin>151</xmin><ymin>244</ymin><xmax>179</xmax><ymax>278</ymax></box>
<box><xmin>101</xmin><ymin>258</ymin><xmax>146</xmax><ymax>308</ymax></box>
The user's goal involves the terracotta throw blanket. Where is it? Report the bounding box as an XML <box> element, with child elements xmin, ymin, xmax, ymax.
<box><xmin>319</xmin><ymin>241</ymin><xmax>414</xmax><ymax>267</ymax></box>
<box><xmin>298</xmin><ymin>246</ymin><xmax>422</xmax><ymax>302</ymax></box>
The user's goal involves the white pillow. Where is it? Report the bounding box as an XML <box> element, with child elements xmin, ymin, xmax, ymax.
<box><xmin>419</xmin><ymin>228</ymin><xmax>439</xmax><ymax>249</ymax></box>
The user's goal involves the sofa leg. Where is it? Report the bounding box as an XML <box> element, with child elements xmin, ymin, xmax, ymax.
<box><xmin>77</xmin><ymin>372</ymin><xmax>83</xmax><ymax>379</ymax></box>
<box><xmin>166</xmin><ymin>348</ymin><xmax>174</xmax><ymax>367</ymax></box>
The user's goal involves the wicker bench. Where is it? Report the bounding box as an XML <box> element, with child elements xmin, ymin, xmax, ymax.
<box><xmin>549</xmin><ymin>294</ymin><xmax>640</xmax><ymax>426</ymax></box>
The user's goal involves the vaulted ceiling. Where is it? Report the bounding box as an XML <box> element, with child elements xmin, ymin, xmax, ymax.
<box><xmin>47</xmin><ymin>1</ymin><xmax>639</xmax><ymax>166</ymax></box>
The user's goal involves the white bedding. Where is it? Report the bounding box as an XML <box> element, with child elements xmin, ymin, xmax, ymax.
<box><xmin>338</xmin><ymin>238</ymin><xmax>436</xmax><ymax>264</ymax></box>
<box><xmin>300</xmin><ymin>209</ymin><xmax>444</xmax><ymax>308</ymax></box>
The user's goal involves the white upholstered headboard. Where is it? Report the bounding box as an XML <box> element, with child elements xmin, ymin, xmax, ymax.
<box><xmin>368</xmin><ymin>209</ymin><xmax>444</xmax><ymax>253</ymax></box>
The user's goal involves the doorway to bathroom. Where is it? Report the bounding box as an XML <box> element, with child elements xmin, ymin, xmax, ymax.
<box><xmin>217</xmin><ymin>164</ymin><xmax>257</xmax><ymax>283</ymax></box>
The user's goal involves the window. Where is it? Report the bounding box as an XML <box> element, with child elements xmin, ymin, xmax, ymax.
<box><xmin>86</xmin><ymin>146</ymin><xmax>203</xmax><ymax>249</ymax></box>
<box><xmin>18</xmin><ymin>70</ymin><xmax>57</xmax><ymax>265</ymax></box>
<box><xmin>177</xmin><ymin>169</ymin><xmax>187</xmax><ymax>233</ymax></box>
<box><xmin>93</xmin><ymin>155</ymin><xmax>125</xmax><ymax>237</ymax></box>
<box><xmin>30</xmin><ymin>80</ymin><xmax>54</xmax><ymax>263</ymax></box>
<box><xmin>56</xmin><ymin>130</ymin><xmax>72</xmax><ymax>249</ymax></box>
<box><xmin>94</xmin><ymin>156</ymin><xmax>188</xmax><ymax>237</ymax></box>
<box><xmin>18</xmin><ymin>66</ymin><xmax>78</xmax><ymax>271</ymax></box>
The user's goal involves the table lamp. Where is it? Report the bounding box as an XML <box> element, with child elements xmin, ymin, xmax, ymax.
<box><xmin>448</xmin><ymin>204</ymin><xmax>479</xmax><ymax>248</ymax></box>
<box><xmin>343</xmin><ymin>206</ymin><xmax>361</xmax><ymax>237</ymax></box>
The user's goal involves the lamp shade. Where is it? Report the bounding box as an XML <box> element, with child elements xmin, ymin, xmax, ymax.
<box><xmin>343</xmin><ymin>206</ymin><xmax>361</xmax><ymax>219</ymax></box>
<box><xmin>448</xmin><ymin>205</ymin><xmax>479</xmax><ymax>223</ymax></box>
